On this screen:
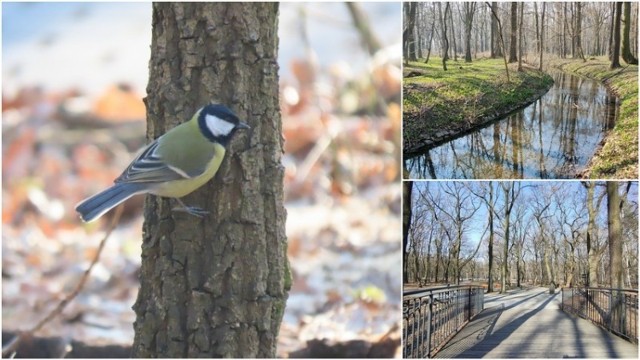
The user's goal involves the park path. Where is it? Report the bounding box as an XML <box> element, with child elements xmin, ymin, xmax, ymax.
<box><xmin>435</xmin><ymin>287</ymin><xmax>638</xmax><ymax>358</ymax></box>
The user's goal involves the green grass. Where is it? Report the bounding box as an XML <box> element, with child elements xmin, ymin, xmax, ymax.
<box><xmin>548</xmin><ymin>56</ymin><xmax>638</xmax><ymax>179</ymax></box>
<box><xmin>403</xmin><ymin>57</ymin><xmax>554</xmax><ymax>152</ymax></box>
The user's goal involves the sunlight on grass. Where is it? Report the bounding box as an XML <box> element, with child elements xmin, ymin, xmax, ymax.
<box><xmin>403</xmin><ymin>57</ymin><xmax>553</xmax><ymax>153</ymax></box>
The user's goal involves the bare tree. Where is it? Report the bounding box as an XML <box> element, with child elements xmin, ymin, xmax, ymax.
<box><xmin>486</xmin><ymin>2</ymin><xmax>510</xmax><ymax>80</ymax></box>
<box><xmin>403</xmin><ymin>2</ymin><xmax>418</xmax><ymax>62</ymax></box>
<box><xmin>441</xmin><ymin>2</ymin><xmax>451</xmax><ymax>71</ymax></box>
<box><xmin>622</xmin><ymin>2</ymin><xmax>638</xmax><ymax>64</ymax></box>
<box><xmin>608</xmin><ymin>182</ymin><xmax>623</xmax><ymax>289</ymax></box>
<box><xmin>539</xmin><ymin>2</ymin><xmax>546</xmax><ymax>71</ymax></box>
<box><xmin>499</xmin><ymin>182</ymin><xmax>520</xmax><ymax>293</ymax></box>
<box><xmin>403</xmin><ymin>179</ymin><xmax>413</xmax><ymax>284</ymax></box>
<box><xmin>463</xmin><ymin>2</ymin><xmax>477</xmax><ymax>62</ymax></box>
<box><xmin>508</xmin><ymin>2</ymin><xmax>518</xmax><ymax>63</ymax></box>
<box><xmin>517</xmin><ymin>2</ymin><xmax>523</xmax><ymax>71</ymax></box>
<box><xmin>581</xmin><ymin>182</ymin><xmax>606</xmax><ymax>287</ymax></box>
<box><xmin>575</xmin><ymin>2</ymin><xmax>586</xmax><ymax>61</ymax></box>
<box><xmin>611</xmin><ymin>2</ymin><xmax>623</xmax><ymax>69</ymax></box>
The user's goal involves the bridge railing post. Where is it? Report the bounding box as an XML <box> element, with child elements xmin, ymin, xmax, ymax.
<box><xmin>426</xmin><ymin>293</ymin><xmax>433</xmax><ymax>357</ymax></box>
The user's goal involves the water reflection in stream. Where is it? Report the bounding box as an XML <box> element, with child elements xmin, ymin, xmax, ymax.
<box><xmin>405</xmin><ymin>72</ymin><xmax>619</xmax><ymax>179</ymax></box>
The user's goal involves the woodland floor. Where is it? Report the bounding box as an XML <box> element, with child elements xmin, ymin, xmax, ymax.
<box><xmin>402</xmin><ymin>57</ymin><xmax>554</xmax><ymax>155</ymax></box>
<box><xmin>548</xmin><ymin>56</ymin><xmax>639</xmax><ymax>179</ymax></box>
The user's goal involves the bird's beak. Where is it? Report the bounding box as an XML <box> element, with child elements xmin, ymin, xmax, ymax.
<box><xmin>237</xmin><ymin>122</ymin><xmax>251</xmax><ymax>130</ymax></box>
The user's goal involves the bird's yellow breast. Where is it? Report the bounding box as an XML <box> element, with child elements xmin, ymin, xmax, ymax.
<box><xmin>151</xmin><ymin>143</ymin><xmax>226</xmax><ymax>198</ymax></box>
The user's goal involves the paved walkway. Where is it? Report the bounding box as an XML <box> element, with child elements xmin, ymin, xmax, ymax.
<box><xmin>435</xmin><ymin>287</ymin><xmax>638</xmax><ymax>358</ymax></box>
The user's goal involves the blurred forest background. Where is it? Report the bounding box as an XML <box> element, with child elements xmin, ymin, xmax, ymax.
<box><xmin>2</xmin><ymin>2</ymin><xmax>402</xmax><ymax>357</ymax></box>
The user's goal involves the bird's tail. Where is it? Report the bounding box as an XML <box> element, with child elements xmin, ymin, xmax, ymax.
<box><xmin>75</xmin><ymin>183</ymin><xmax>147</xmax><ymax>222</ymax></box>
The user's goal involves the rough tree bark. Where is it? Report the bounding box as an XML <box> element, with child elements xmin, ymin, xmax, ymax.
<box><xmin>463</xmin><ymin>2</ymin><xmax>476</xmax><ymax>63</ymax></box>
<box><xmin>403</xmin><ymin>179</ymin><xmax>413</xmax><ymax>284</ymax></box>
<box><xmin>441</xmin><ymin>2</ymin><xmax>450</xmax><ymax>71</ymax></box>
<box><xmin>500</xmin><ymin>182</ymin><xmax>517</xmax><ymax>293</ymax></box>
<box><xmin>490</xmin><ymin>2</ymin><xmax>501</xmax><ymax>58</ymax></box>
<box><xmin>607</xmin><ymin>182</ymin><xmax>623</xmax><ymax>289</ymax></box>
<box><xmin>517</xmin><ymin>2</ymin><xmax>523</xmax><ymax>71</ymax></box>
<box><xmin>611</xmin><ymin>2</ymin><xmax>623</xmax><ymax>69</ymax></box>
<box><xmin>403</xmin><ymin>2</ymin><xmax>418</xmax><ymax>62</ymax></box>
<box><xmin>622</xmin><ymin>2</ymin><xmax>638</xmax><ymax>64</ymax></box>
<box><xmin>486</xmin><ymin>2</ymin><xmax>510</xmax><ymax>80</ymax></box>
<box><xmin>576</xmin><ymin>2</ymin><xmax>586</xmax><ymax>61</ymax></box>
<box><xmin>508</xmin><ymin>2</ymin><xmax>517</xmax><ymax>63</ymax></box>
<box><xmin>539</xmin><ymin>3</ymin><xmax>545</xmax><ymax>71</ymax></box>
<box><xmin>132</xmin><ymin>3</ymin><xmax>289</xmax><ymax>357</ymax></box>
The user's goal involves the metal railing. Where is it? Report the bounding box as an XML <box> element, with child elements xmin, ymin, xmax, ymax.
<box><xmin>403</xmin><ymin>285</ymin><xmax>484</xmax><ymax>358</ymax></box>
<box><xmin>561</xmin><ymin>287</ymin><xmax>638</xmax><ymax>343</ymax></box>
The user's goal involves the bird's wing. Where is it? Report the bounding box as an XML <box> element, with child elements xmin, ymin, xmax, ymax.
<box><xmin>115</xmin><ymin>139</ymin><xmax>197</xmax><ymax>184</ymax></box>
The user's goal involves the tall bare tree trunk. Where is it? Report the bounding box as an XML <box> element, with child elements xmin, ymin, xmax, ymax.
<box><xmin>403</xmin><ymin>179</ymin><xmax>413</xmax><ymax>284</ymax></box>
<box><xmin>622</xmin><ymin>2</ymin><xmax>638</xmax><ymax>64</ymax></box>
<box><xmin>487</xmin><ymin>183</ymin><xmax>495</xmax><ymax>293</ymax></box>
<box><xmin>464</xmin><ymin>2</ymin><xmax>476</xmax><ymax>63</ymax></box>
<box><xmin>490</xmin><ymin>2</ymin><xmax>500</xmax><ymax>57</ymax></box>
<box><xmin>487</xmin><ymin>2</ymin><xmax>510</xmax><ymax>80</ymax></box>
<box><xmin>582</xmin><ymin>182</ymin><xmax>603</xmax><ymax>287</ymax></box>
<box><xmin>517</xmin><ymin>2</ymin><xmax>523</xmax><ymax>71</ymax></box>
<box><xmin>607</xmin><ymin>182</ymin><xmax>624</xmax><ymax>335</ymax></box>
<box><xmin>539</xmin><ymin>3</ymin><xmax>545</xmax><ymax>71</ymax></box>
<box><xmin>609</xmin><ymin>2</ymin><xmax>616</xmax><ymax>60</ymax></box>
<box><xmin>611</xmin><ymin>2</ymin><xmax>623</xmax><ymax>69</ymax></box>
<box><xmin>450</xmin><ymin>3</ymin><xmax>458</xmax><ymax>62</ymax></box>
<box><xmin>576</xmin><ymin>2</ymin><xmax>586</xmax><ymax>61</ymax></box>
<box><xmin>508</xmin><ymin>2</ymin><xmax>518</xmax><ymax>63</ymax></box>
<box><xmin>133</xmin><ymin>3</ymin><xmax>289</xmax><ymax>357</ymax></box>
<box><xmin>405</xmin><ymin>2</ymin><xmax>418</xmax><ymax>61</ymax></box>
<box><xmin>425</xmin><ymin>11</ymin><xmax>436</xmax><ymax>64</ymax></box>
<box><xmin>441</xmin><ymin>2</ymin><xmax>450</xmax><ymax>71</ymax></box>
<box><xmin>607</xmin><ymin>182</ymin><xmax>623</xmax><ymax>289</ymax></box>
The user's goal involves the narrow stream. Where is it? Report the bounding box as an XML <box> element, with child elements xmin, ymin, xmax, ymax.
<box><xmin>405</xmin><ymin>72</ymin><xmax>619</xmax><ymax>179</ymax></box>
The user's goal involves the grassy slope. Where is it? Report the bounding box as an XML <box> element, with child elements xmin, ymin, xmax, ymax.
<box><xmin>403</xmin><ymin>57</ymin><xmax>554</xmax><ymax>152</ymax></box>
<box><xmin>548</xmin><ymin>57</ymin><xmax>638</xmax><ymax>179</ymax></box>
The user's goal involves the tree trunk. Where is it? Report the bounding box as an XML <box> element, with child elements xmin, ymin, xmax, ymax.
<box><xmin>491</xmin><ymin>2</ymin><xmax>502</xmax><ymax>58</ymax></box>
<box><xmin>450</xmin><ymin>3</ymin><xmax>458</xmax><ymax>62</ymax></box>
<box><xmin>133</xmin><ymin>3</ymin><xmax>289</xmax><ymax>357</ymax></box>
<box><xmin>487</xmin><ymin>183</ymin><xmax>494</xmax><ymax>293</ymax></box>
<box><xmin>517</xmin><ymin>2</ymin><xmax>523</xmax><ymax>71</ymax></box>
<box><xmin>425</xmin><ymin>13</ymin><xmax>436</xmax><ymax>64</ymax></box>
<box><xmin>622</xmin><ymin>2</ymin><xmax>638</xmax><ymax>64</ymax></box>
<box><xmin>534</xmin><ymin>3</ymin><xmax>540</xmax><ymax>54</ymax></box>
<box><xmin>487</xmin><ymin>2</ymin><xmax>510</xmax><ymax>81</ymax></box>
<box><xmin>609</xmin><ymin>2</ymin><xmax>616</xmax><ymax>60</ymax></box>
<box><xmin>508</xmin><ymin>2</ymin><xmax>517</xmax><ymax>63</ymax></box>
<box><xmin>441</xmin><ymin>2</ymin><xmax>450</xmax><ymax>71</ymax></box>
<box><xmin>607</xmin><ymin>182</ymin><xmax>623</xmax><ymax>289</ymax></box>
<box><xmin>582</xmin><ymin>182</ymin><xmax>601</xmax><ymax>287</ymax></box>
<box><xmin>562</xmin><ymin>3</ymin><xmax>568</xmax><ymax>59</ymax></box>
<box><xmin>611</xmin><ymin>2</ymin><xmax>623</xmax><ymax>69</ymax></box>
<box><xmin>575</xmin><ymin>2</ymin><xmax>586</xmax><ymax>61</ymax></box>
<box><xmin>539</xmin><ymin>3</ymin><xmax>545</xmax><ymax>71</ymax></box>
<box><xmin>464</xmin><ymin>3</ymin><xmax>476</xmax><ymax>63</ymax></box>
<box><xmin>403</xmin><ymin>180</ymin><xmax>413</xmax><ymax>284</ymax></box>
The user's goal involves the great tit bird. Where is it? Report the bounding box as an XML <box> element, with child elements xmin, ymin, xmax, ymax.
<box><xmin>75</xmin><ymin>104</ymin><xmax>250</xmax><ymax>222</ymax></box>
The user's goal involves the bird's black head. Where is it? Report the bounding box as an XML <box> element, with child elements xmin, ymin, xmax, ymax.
<box><xmin>197</xmin><ymin>104</ymin><xmax>250</xmax><ymax>146</ymax></box>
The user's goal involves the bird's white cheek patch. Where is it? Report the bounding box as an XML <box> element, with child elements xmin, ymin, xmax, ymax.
<box><xmin>206</xmin><ymin>114</ymin><xmax>235</xmax><ymax>136</ymax></box>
